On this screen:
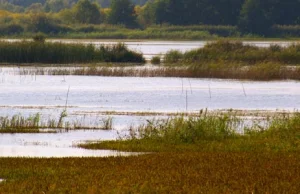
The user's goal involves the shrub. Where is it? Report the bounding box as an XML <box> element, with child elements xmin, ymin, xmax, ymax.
<box><xmin>151</xmin><ymin>56</ymin><xmax>161</xmax><ymax>64</ymax></box>
<box><xmin>32</xmin><ymin>33</ymin><xmax>46</xmax><ymax>43</ymax></box>
<box><xmin>164</xmin><ymin>50</ymin><xmax>183</xmax><ymax>63</ymax></box>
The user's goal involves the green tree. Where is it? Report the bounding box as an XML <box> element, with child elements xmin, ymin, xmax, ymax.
<box><xmin>26</xmin><ymin>3</ymin><xmax>44</xmax><ymax>13</ymax></box>
<box><xmin>238</xmin><ymin>0</ymin><xmax>273</xmax><ymax>35</ymax></box>
<box><xmin>29</xmin><ymin>13</ymin><xmax>58</xmax><ymax>33</ymax></box>
<box><xmin>153</xmin><ymin>0</ymin><xmax>170</xmax><ymax>25</ymax></box>
<box><xmin>108</xmin><ymin>0</ymin><xmax>138</xmax><ymax>28</ymax></box>
<box><xmin>268</xmin><ymin>0</ymin><xmax>300</xmax><ymax>25</ymax></box>
<box><xmin>44</xmin><ymin>0</ymin><xmax>67</xmax><ymax>12</ymax></box>
<box><xmin>73</xmin><ymin>0</ymin><xmax>101</xmax><ymax>24</ymax></box>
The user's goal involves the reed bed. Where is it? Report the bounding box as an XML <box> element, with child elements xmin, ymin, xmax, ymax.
<box><xmin>164</xmin><ymin>40</ymin><xmax>300</xmax><ymax>65</ymax></box>
<box><xmin>0</xmin><ymin>41</ymin><xmax>145</xmax><ymax>64</ymax></box>
<box><xmin>15</xmin><ymin>64</ymin><xmax>300</xmax><ymax>80</ymax></box>
<box><xmin>0</xmin><ymin>113</ymin><xmax>114</xmax><ymax>133</ymax></box>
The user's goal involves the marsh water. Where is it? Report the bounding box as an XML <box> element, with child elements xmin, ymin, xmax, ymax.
<box><xmin>0</xmin><ymin>39</ymin><xmax>299</xmax><ymax>157</ymax></box>
<box><xmin>0</xmin><ymin>67</ymin><xmax>299</xmax><ymax>157</ymax></box>
<box><xmin>4</xmin><ymin>39</ymin><xmax>299</xmax><ymax>60</ymax></box>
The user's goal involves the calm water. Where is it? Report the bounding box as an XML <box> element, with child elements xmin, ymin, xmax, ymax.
<box><xmin>0</xmin><ymin>130</ymin><xmax>143</xmax><ymax>158</ymax></box>
<box><xmin>0</xmin><ymin>68</ymin><xmax>299</xmax><ymax>113</ymax></box>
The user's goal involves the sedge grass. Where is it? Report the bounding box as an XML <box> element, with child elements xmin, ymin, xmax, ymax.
<box><xmin>80</xmin><ymin>112</ymin><xmax>300</xmax><ymax>152</ymax></box>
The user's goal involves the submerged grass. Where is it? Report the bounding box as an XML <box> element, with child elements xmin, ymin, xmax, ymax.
<box><xmin>14</xmin><ymin>63</ymin><xmax>300</xmax><ymax>81</ymax></box>
<box><xmin>0</xmin><ymin>113</ymin><xmax>114</xmax><ymax>133</ymax></box>
<box><xmin>0</xmin><ymin>41</ymin><xmax>145</xmax><ymax>64</ymax></box>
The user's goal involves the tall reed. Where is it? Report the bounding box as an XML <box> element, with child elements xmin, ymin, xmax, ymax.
<box><xmin>0</xmin><ymin>41</ymin><xmax>145</xmax><ymax>64</ymax></box>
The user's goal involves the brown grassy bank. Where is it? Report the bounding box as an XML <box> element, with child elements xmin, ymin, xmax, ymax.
<box><xmin>0</xmin><ymin>153</ymin><xmax>299</xmax><ymax>193</ymax></box>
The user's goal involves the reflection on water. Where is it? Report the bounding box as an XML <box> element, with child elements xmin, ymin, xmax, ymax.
<box><xmin>0</xmin><ymin>71</ymin><xmax>299</xmax><ymax>114</ymax></box>
<box><xmin>0</xmin><ymin>130</ymin><xmax>140</xmax><ymax>158</ymax></box>
<box><xmin>0</xmin><ymin>146</ymin><xmax>141</xmax><ymax>158</ymax></box>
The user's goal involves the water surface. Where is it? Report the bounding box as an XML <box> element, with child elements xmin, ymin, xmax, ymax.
<box><xmin>0</xmin><ymin>130</ymin><xmax>140</xmax><ymax>158</ymax></box>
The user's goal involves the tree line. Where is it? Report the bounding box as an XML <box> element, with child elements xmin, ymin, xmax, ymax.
<box><xmin>1</xmin><ymin>0</ymin><xmax>300</xmax><ymax>35</ymax></box>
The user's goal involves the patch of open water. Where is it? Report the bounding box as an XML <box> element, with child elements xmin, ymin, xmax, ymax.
<box><xmin>0</xmin><ymin>130</ymin><xmax>142</xmax><ymax>158</ymax></box>
<box><xmin>0</xmin><ymin>65</ymin><xmax>299</xmax><ymax>157</ymax></box>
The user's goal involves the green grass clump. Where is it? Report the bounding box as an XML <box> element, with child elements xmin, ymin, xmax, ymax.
<box><xmin>150</xmin><ymin>56</ymin><xmax>161</xmax><ymax>64</ymax></box>
<box><xmin>0</xmin><ymin>113</ymin><xmax>41</xmax><ymax>133</ymax></box>
<box><xmin>164</xmin><ymin>40</ymin><xmax>300</xmax><ymax>65</ymax></box>
<box><xmin>81</xmin><ymin>112</ymin><xmax>300</xmax><ymax>152</ymax></box>
<box><xmin>164</xmin><ymin>50</ymin><xmax>183</xmax><ymax>63</ymax></box>
<box><xmin>0</xmin><ymin>41</ymin><xmax>145</xmax><ymax>64</ymax></box>
<box><xmin>129</xmin><ymin>113</ymin><xmax>238</xmax><ymax>144</ymax></box>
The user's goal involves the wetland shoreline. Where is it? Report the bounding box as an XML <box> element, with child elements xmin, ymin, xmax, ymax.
<box><xmin>0</xmin><ymin>39</ymin><xmax>299</xmax><ymax>193</ymax></box>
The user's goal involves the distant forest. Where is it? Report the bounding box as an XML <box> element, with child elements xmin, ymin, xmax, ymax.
<box><xmin>0</xmin><ymin>0</ymin><xmax>300</xmax><ymax>36</ymax></box>
<box><xmin>0</xmin><ymin>0</ymin><xmax>148</xmax><ymax>8</ymax></box>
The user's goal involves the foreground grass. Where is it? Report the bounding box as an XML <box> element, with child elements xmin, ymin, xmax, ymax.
<box><xmin>0</xmin><ymin>113</ymin><xmax>299</xmax><ymax>193</ymax></box>
<box><xmin>0</xmin><ymin>152</ymin><xmax>299</xmax><ymax>193</ymax></box>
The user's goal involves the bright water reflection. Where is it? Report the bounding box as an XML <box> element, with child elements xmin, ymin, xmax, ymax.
<box><xmin>0</xmin><ymin>130</ymin><xmax>140</xmax><ymax>158</ymax></box>
<box><xmin>0</xmin><ymin>70</ymin><xmax>299</xmax><ymax>113</ymax></box>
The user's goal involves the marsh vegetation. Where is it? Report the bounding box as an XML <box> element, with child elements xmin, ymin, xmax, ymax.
<box><xmin>0</xmin><ymin>111</ymin><xmax>299</xmax><ymax>193</ymax></box>
<box><xmin>81</xmin><ymin>111</ymin><xmax>300</xmax><ymax>152</ymax></box>
<box><xmin>165</xmin><ymin>41</ymin><xmax>300</xmax><ymax>65</ymax></box>
<box><xmin>0</xmin><ymin>113</ymin><xmax>114</xmax><ymax>133</ymax></box>
<box><xmin>0</xmin><ymin>41</ymin><xmax>145</xmax><ymax>64</ymax></box>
